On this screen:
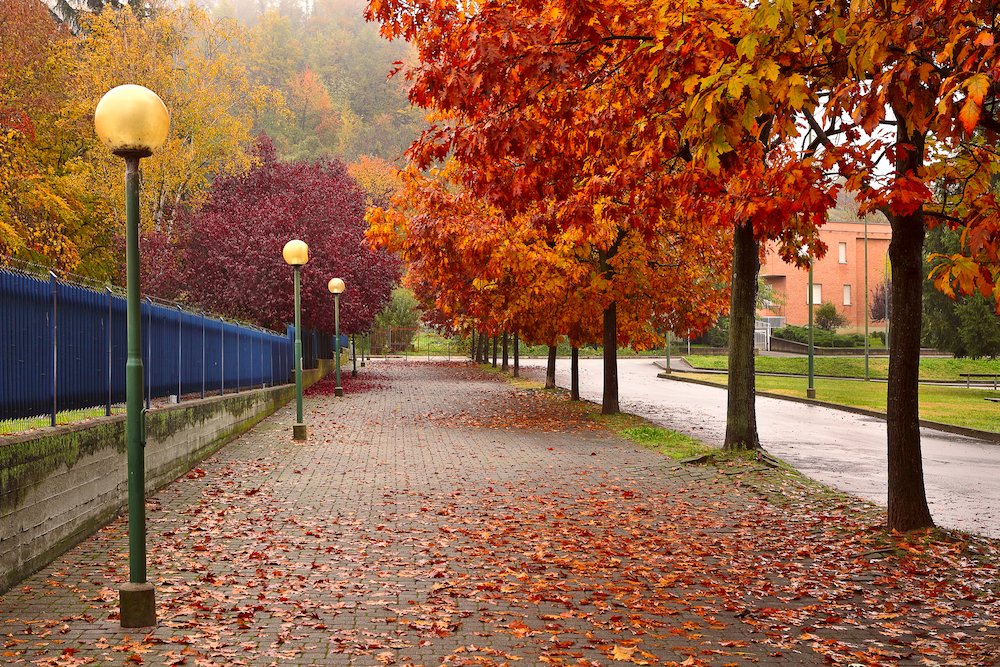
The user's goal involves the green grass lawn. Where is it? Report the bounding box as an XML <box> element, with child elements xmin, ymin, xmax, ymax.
<box><xmin>684</xmin><ymin>354</ymin><xmax>1000</xmax><ymax>382</ymax></box>
<box><xmin>680</xmin><ymin>372</ymin><xmax>1000</xmax><ymax>433</ymax></box>
<box><xmin>618</xmin><ymin>425</ymin><xmax>716</xmax><ymax>459</ymax></box>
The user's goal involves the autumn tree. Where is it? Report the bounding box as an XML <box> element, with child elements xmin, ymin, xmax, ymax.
<box><xmin>366</xmin><ymin>0</ymin><xmax>837</xmax><ymax>425</ymax></box>
<box><xmin>146</xmin><ymin>135</ymin><xmax>400</xmax><ymax>333</ymax></box>
<box><xmin>348</xmin><ymin>155</ymin><xmax>401</xmax><ymax>209</ymax></box>
<box><xmin>368</xmin><ymin>162</ymin><xmax>731</xmax><ymax>414</ymax></box>
<box><xmin>762</xmin><ymin>0</ymin><xmax>1000</xmax><ymax>531</ymax></box>
<box><xmin>0</xmin><ymin>0</ymin><xmax>96</xmax><ymax>270</ymax></box>
<box><xmin>73</xmin><ymin>5</ymin><xmax>283</xmax><ymax>241</ymax></box>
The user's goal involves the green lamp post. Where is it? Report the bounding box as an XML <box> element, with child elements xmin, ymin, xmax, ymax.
<box><xmin>351</xmin><ymin>334</ymin><xmax>358</xmax><ymax>377</ymax></box>
<box><xmin>94</xmin><ymin>84</ymin><xmax>170</xmax><ymax>629</ymax></box>
<box><xmin>807</xmin><ymin>256</ymin><xmax>816</xmax><ymax>399</ymax></box>
<box><xmin>328</xmin><ymin>278</ymin><xmax>345</xmax><ymax>396</ymax></box>
<box><xmin>283</xmin><ymin>240</ymin><xmax>309</xmax><ymax>440</ymax></box>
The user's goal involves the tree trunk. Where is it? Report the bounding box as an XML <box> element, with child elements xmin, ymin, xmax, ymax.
<box><xmin>492</xmin><ymin>335</ymin><xmax>498</xmax><ymax>367</ymax></box>
<box><xmin>602</xmin><ymin>301</ymin><xmax>619</xmax><ymax>414</ymax></box>
<box><xmin>723</xmin><ymin>220</ymin><xmax>760</xmax><ymax>451</ymax></box>
<box><xmin>571</xmin><ymin>346</ymin><xmax>580</xmax><ymax>401</ymax></box>
<box><xmin>545</xmin><ymin>345</ymin><xmax>557</xmax><ymax>389</ymax></box>
<box><xmin>478</xmin><ymin>331</ymin><xmax>488</xmax><ymax>363</ymax></box>
<box><xmin>599</xmin><ymin>243</ymin><xmax>621</xmax><ymax>415</ymax></box>
<box><xmin>502</xmin><ymin>332</ymin><xmax>509</xmax><ymax>371</ymax></box>
<box><xmin>513</xmin><ymin>333</ymin><xmax>519</xmax><ymax>378</ymax></box>
<box><xmin>469</xmin><ymin>331</ymin><xmax>476</xmax><ymax>360</ymax></box>
<box><xmin>885</xmin><ymin>123</ymin><xmax>934</xmax><ymax>532</ymax></box>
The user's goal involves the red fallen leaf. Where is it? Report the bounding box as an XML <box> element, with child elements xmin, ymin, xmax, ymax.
<box><xmin>61</xmin><ymin>647</ymin><xmax>79</xmax><ymax>655</ymax></box>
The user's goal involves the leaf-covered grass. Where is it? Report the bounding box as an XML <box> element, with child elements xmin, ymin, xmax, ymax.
<box><xmin>685</xmin><ymin>354</ymin><xmax>1000</xmax><ymax>381</ymax></box>
<box><xmin>618</xmin><ymin>425</ymin><xmax>715</xmax><ymax>459</ymax></box>
<box><xmin>682</xmin><ymin>372</ymin><xmax>1000</xmax><ymax>432</ymax></box>
<box><xmin>486</xmin><ymin>364</ymin><xmax>714</xmax><ymax>458</ymax></box>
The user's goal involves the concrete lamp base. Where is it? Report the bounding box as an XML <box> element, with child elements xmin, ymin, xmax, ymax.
<box><xmin>335</xmin><ymin>387</ymin><xmax>343</xmax><ymax>397</ymax></box>
<box><xmin>292</xmin><ymin>423</ymin><xmax>308</xmax><ymax>441</ymax></box>
<box><xmin>352</xmin><ymin>370</ymin><xmax>357</xmax><ymax>377</ymax></box>
<box><xmin>807</xmin><ymin>388</ymin><xmax>816</xmax><ymax>399</ymax></box>
<box><xmin>119</xmin><ymin>582</ymin><xmax>156</xmax><ymax>628</ymax></box>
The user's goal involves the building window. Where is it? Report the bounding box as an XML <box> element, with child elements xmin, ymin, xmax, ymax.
<box><xmin>839</xmin><ymin>242</ymin><xmax>847</xmax><ymax>263</ymax></box>
<box><xmin>843</xmin><ymin>284</ymin><xmax>851</xmax><ymax>306</ymax></box>
<box><xmin>808</xmin><ymin>283</ymin><xmax>822</xmax><ymax>304</ymax></box>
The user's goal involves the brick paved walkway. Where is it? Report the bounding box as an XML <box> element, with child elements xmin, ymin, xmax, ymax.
<box><xmin>1</xmin><ymin>360</ymin><xmax>997</xmax><ymax>666</ymax></box>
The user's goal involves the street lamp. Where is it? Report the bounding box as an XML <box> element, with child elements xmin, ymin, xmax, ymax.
<box><xmin>864</xmin><ymin>217</ymin><xmax>870</xmax><ymax>381</ymax></box>
<box><xmin>283</xmin><ymin>240</ymin><xmax>309</xmax><ymax>440</ymax></box>
<box><xmin>807</xmin><ymin>255</ymin><xmax>816</xmax><ymax>399</ymax></box>
<box><xmin>328</xmin><ymin>278</ymin><xmax>345</xmax><ymax>396</ymax></box>
<box><xmin>94</xmin><ymin>84</ymin><xmax>170</xmax><ymax>629</ymax></box>
<box><xmin>351</xmin><ymin>334</ymin><xmax>358</xmax><ymax>377</ymax></box>
<box><xmin>798</xmin><ymin>245</ymin><xmax>816</xmax><ymax>400</ymax></box>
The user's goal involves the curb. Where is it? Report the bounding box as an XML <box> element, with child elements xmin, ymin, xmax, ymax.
<box><xmin>656</xmin><ymin>372</ymin><xmax>1000</xmax><ymax>445</ymax></box>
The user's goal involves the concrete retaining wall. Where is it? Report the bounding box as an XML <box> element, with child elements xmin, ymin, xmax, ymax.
<box><xmin>0</xmin><ymin>360</ymin><xmax>333</xmax><ymax>593</ymax></box>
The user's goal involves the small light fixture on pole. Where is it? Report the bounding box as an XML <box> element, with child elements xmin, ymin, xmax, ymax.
<box><xmin>798</xmin><ymin>246</ymin><xmax>816</xmax><ymax>400</ymax></box>
<box><xmin>328</xmin><ymin>278</ymin><xmax>345</xmax><ymax>396</ymax></box>
<box><xmin>807</xmin><ymin>255</ymin><xmax>816</xmax><ymax>399</ymax></box>
<box><xmin>283</xmin><ymin>240</ymin><xmax>309</xmax><ymax>440</ymax></box>
<box><xmin>351</xmin><ymin>334</ymin><xmax>358</xmax><ymax>377</ymax></box>
<box><xmin>864</xmin><ymin>217</ymin><xmax>870</xmax><ymax>381</ymax></box>
<box><xmin>94</xmin><ymin>84</ymin><xmax>170</xmax><ymax>629</ymax></box>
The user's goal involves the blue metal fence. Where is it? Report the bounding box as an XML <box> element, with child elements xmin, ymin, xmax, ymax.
<box><xmin>0</xmin><ymin>267</ymin><xmax>319</xmax><ymax>426</ymax></box>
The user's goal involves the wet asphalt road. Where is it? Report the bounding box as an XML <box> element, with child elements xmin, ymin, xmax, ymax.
<box><xmin>519</xmin><ymin>356</ymin><xmax>1000</xmax><ymax>539</ymax></box>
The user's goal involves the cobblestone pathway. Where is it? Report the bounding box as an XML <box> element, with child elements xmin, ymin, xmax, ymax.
<box><xmin>1</xmin><ymin>360</ymin><xmax>997</xmax><ymax>666</ymax></box>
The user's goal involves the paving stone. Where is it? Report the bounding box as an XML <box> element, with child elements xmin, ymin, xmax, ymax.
<box><xmin>1</xmin><ymin>360</ymin><xmax>997</xmax><ymax>666</ymax></box>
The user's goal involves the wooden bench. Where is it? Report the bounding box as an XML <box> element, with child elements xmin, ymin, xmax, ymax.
<box><xmin>959</xmin><ymin>373</ymin><xmax>1000</xmax><ymax>389</ymax></box>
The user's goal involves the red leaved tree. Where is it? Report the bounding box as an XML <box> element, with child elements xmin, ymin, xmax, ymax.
<box><xmin>144</xmin><ymin>135</ymin><xmax>400</xmax><ymax>333</ymax></box>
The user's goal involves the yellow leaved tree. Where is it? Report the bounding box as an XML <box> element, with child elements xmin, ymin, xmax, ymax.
<box><xmin>73</xmin><ymin>5</ymin><xmax>285</xmax><ymax>242</ymax></box>
<box><xmin>0</xmin><ymin>0</ymin><xmax>93</xmax><ymax>270</ymax></box>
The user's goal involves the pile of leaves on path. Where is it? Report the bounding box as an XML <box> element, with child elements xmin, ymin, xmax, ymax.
<box><xmin>2</xmin><ymin>364</ymin><xmax>997</xmax><ymax>667</ymax></box>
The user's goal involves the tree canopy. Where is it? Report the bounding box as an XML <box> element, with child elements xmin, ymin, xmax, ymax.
<box><xmin>364</xmin><ymin>0</ymin><xmax>1000</xmax><ymax>532</ymax></box>
<box><xmin>144</xmin><ymin>136</ymin><xmax>400</xmax><ymax>333</ymax></box>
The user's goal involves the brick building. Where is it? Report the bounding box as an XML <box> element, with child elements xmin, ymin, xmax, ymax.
<box><xmin>758</xmin><ymin>219</ymin><xmax>892</xmax><ymax>335</ymax></box>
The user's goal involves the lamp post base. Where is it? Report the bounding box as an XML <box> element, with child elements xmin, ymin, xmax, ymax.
<box><xmin>352</xmin><ymin>370</ymin><xmax>357</xmax><ymax>377</ymax></box>
<box><xmin>335</xmin><ymin>387</ymin><xmax>343</xmax><ymax>397</ymax></box>
<box><xmin>120</xmin><ymin>582</ymin><xmax>156</xmax><ymax>628</ymax></box>
<box><xmin>292</xmin><ymin>423</ymin><xmax>308</xmax><ymax>441</ymax></box>
<box><xmin>807</xmin><ymin>388</ymin><xmax>816</xmax><ymax>399</ymax></box>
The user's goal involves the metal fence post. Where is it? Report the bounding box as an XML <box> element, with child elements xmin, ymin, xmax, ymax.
<box><xmin>50</xmin><ymin>272</ymin><xmax>57</xmax><ymax>427</ymax></box>
<box><xmin>107</xmin><ymin>287</ymin><xmax>113</xmax><ymax>416</ymax></box>
<box><xmin>146</xmin><ymin>297</ymin><xmax>152</xmax><ymax>410</ymax></box>
<box><xmin>201</xmin><ymin>312</ymin><xmax>205</xmax><ymax>400</ymax></box>
<box><xmin>177</xmin><ymin>305</ymin><xmax>182</xmax><ymax>402</ymax></box>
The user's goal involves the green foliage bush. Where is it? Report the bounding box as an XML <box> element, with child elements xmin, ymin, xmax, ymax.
<box><xmin>772</xmin><ymin>326</ymin><xmax>871</xmax><ymax>348</ymax></box>
<box><xmin>815</xmin><ymin>301</ymin><xmax>850</xmax><ymax>332</ymax></box>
